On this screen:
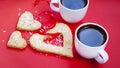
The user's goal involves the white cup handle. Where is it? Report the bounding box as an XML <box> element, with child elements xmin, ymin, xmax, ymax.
<box><xmin>95</xmin><ymin>49</ymin><xmax>109</xmax><ymax>64</ymax></box>
<box><xmin>50</xmin><ymin>0</ymin><xmax>60</xmax><ymax>12</ymax></box>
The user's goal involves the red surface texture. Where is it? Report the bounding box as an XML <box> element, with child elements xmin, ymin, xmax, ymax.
<box><xmin>0</xmin><ymin>0</ymin><xmax>120</xmax><ymax>68</ymax></box>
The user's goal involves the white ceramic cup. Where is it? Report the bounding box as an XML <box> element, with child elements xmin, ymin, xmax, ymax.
<box><xmin>50</xmin><ymin>0</ymin><xmax>89</xmax><ymax>23</ymax></box>
<box><xmin>75</xmin><ymin>23</ymin><xmax>109</xmax><ymax>64</ymax></box>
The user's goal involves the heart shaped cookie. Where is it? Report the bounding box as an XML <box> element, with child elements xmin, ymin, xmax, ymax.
<box><xmin>17</xmin><ymin>11</ymin><xmax>41</xmax><ymax>31</ymax></box>
<box><xmin>29</xmin><ymin>23</ymin><xmax>73</xmax><ymax>58</ymax></box>
<box><xmin>7</xmin><ymin>31</ymin><xmax>27</xmax><ymax>49</ymax></box>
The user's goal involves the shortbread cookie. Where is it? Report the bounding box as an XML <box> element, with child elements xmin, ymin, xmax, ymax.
<box><xmin>17</xmin><ymin>11</ymin><xmax>41</xmax><ymax>31</ymax></box>
<box><xmin>7</xmin><ymin>31</ymin><xmax>27</xmax><ymax>49</ymax></box>
<box><xmin>29</xmin><ymin>23</ymin><xmax>73</xmax><ymax>58</ymax></box>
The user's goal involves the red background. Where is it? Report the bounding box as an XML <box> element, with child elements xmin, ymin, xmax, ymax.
<box><xmin>0</xmin><ymin>0</ymin><xmax>120</xmax><ymax>68</ymax></box>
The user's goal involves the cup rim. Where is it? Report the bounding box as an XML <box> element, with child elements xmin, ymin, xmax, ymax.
<box><xmin>75</xmin><ymin>22</ymin><xmax>109</xmax><ymax>48</ymax></box>
<box><xmin>59</xmin><ymin>0</ymin><xmax>89</xmax><ymax>11</ymax></box>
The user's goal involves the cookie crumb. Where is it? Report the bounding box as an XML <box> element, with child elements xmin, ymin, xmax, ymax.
<box><xmin>3</xmin><ymin>30</ymin><xmax>6</xmax><ymax>33</ymax></box>
<box><xmin>45</xmin><ymin>54</ymin><xmax>48</xmax><ymax>56</ymax></box>
<box><xmin>29</xmin><ymin>32</ymin><xmax>33</xmax><ymax>35</ymax></box>
<box><xmin>2</xmin><ymin>40</ymin><xmax>5</xmax><ymax>43</ymax></box>
<box><xmin>18</xmin><ymin>13</ymin><xmax>21</xmax><ymax>16</ymax></box>
<box><xmin>51</xmin><ymin>14</ymin><xmax>54</xmax><ymax>17</ymax></box>
<box><xmin>35</xmin><ymin>11</ymin><xmax>38</xmax><ymax>13</ymax></box>
<box><xmin>18</xmin><ymin>8</ymin><xmax>22</xmax><ymax>11</ymax></box>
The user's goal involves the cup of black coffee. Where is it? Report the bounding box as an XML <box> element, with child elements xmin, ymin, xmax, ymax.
<box><xmin>75</xmin><ymin>22</ymin><xmax>109</xmax><ymax>64</ymax></box>
<box><xmin>50</xmin><ymin>0</ymin><xmax>89</xmax><ymax>23</ymax></box>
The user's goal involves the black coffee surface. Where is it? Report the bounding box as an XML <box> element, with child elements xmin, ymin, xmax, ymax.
<box><xmin>61</xmin><ymin>0</ymin><xmax>87</xmax><ymax>10</ymax></box>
